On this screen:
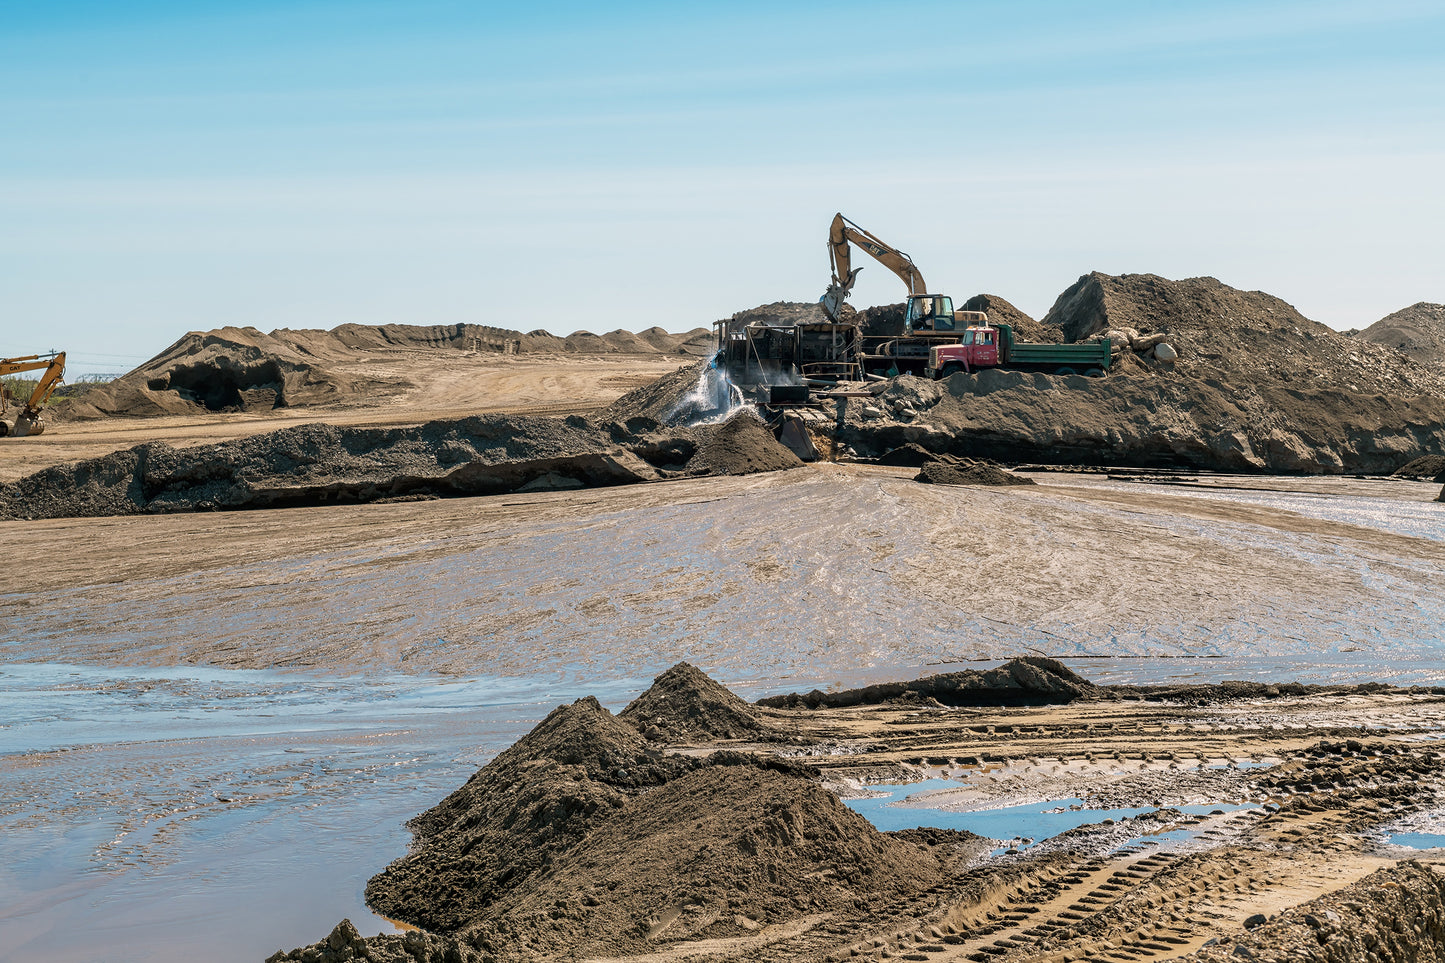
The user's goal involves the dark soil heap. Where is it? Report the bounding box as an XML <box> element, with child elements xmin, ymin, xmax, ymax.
<box><xmin>1355</xmin><ymin>301</ymin><xmax>1445</xmax><ymax>367</ymax></box>
<box><xmin>365</xmin><ymin>696</ymin><xmax>695</xmax><ymax>933</ymax></box>
<box><xmin>915</xmin><ymin>456</ymin><xmax>1036</xmax><ymax>487</ymax></box>
<box><xmin>620</xmin><ymin>662</ymin><xmax>779</xmax><ymax>742</ymax></box>
<box><xmin>687</xmin><ymin>411</ymin><xmax>804</xmax><ymax>475</ymax></box>
<box><xmin>464</xmin><ymin>764</ymin><xmax>950</xmax><ymax>960</ymax></box>
<box><xmin>0</xmin><ymin>415</ymin><xmax>661</xmax><ymax>520</ymax></box>
<box><xmin>1393</xmin><ymin>454</ymin><xmax>1445</xmax><ymax>482</ymax></box>
<box><xmin>759</xmin><ymin>657</ymin><xmax>1102</xmax><ymax>709</ymax></box>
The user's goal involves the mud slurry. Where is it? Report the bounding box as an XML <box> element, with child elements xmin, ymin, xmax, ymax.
<box><xmin>274</xmin><ymin>665</ymin><xmax>1445</xmax><ymax>963</ymax></box>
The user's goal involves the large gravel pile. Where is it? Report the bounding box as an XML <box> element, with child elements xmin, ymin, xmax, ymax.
<box><xmin>1356</xmin><ymin>301</ymin><xmax>1445</xmax><ymax>367</ymax></box>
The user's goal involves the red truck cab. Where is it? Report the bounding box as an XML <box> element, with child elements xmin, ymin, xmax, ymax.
<box><xmin>928</xmin><ymin>326</ymin><xmax>999</xmax><ymax>374</ymax></box>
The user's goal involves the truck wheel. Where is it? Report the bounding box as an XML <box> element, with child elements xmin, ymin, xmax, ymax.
<box><xmin>939</xmin><ymin>363</ymin><xmax>964</xmax><ymax>379</ymax></box>
<box><xmin>1085</xmin><ymin>367</ymin><xmax>1105</xmax><ymax>378</ymax></box>
<box><xmin>1055</xmin><ymin>367</ymin><xmax>1076</xmax><ymax>376</ymax></box>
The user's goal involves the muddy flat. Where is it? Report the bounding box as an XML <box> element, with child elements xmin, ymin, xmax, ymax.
<box><xmin>2</xmin><ymin>466</ymin><xmax>1443</xmax><ymax>962</ymax></box>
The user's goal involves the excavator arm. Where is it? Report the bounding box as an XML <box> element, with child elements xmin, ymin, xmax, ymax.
<box><xmin>0</xmin><ymin>352</ymin><xmax>66</xmax><ymax>437</ymax></box>
<box><xmin>820</xmin><ymin>213</ymin><xmax>928</xmax><ymax>320</ymax></box>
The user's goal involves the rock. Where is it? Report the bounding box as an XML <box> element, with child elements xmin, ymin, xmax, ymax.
<box><xmin>1245</xmin><ymin>913</ymin><xmax>1268</xmax><ymax>929</ymax></box>
<box><xmin>1153</xmin><ymin>342</ymin><xmax>1178</xmax><ymax>361</ymax></box>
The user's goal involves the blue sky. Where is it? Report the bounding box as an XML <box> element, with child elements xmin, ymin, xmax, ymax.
<box><xmin>3</xmin><ymin>1</ymin><xmax>1443</xmax><ymax>374</ymax></box>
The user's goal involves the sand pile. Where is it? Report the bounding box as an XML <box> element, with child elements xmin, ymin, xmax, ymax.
<box><xmin>686</xmin><ymin>411</ymin><xmax>803</xmax><ymax>476</ymax></box>
<box><xmin>620</xmin><ymin>662</ymin><xmax>780</xmax><ymax>742</ymax></box>
<box><xmin>759</xmin><ymin>657</ymin><xmax>1102</xmax><ymax>709</ymax></box>
<box><xmin>63</xmin><ymin>322</ymin><xmax>711</xmax><ymax>422</ymax></box>
<box><xmin>62</xmin><ymin>327</ymin><xmax>395</xmax><ymax>420</ymax></box>
<box><xmin>1356</xmin><ymin>301</ymin><xmax>1445</xmax><ymax>367</ymax></box>
<box><xmin>365</xmin><ymin>696</ymin><xmax>696</xmax><ymax>932</ymax></box>
<box><xmin>914</xmin><ymin>456</ymin><xmax>1036</xmax><ymax>487</ymax></box>
<box><xmin>1393</xmin><ymin>454</ymin><xmax>1445</xmax><ymax>482</ymax></box>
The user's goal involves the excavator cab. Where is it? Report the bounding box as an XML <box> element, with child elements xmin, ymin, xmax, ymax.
<box><xmin>905</xmin><ymin>295</ymin><xmax>955</xmax><ymax>334</ymax></box>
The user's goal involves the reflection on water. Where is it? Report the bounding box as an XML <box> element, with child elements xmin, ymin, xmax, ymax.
<box><xmin>845</xmin><ymin>779</ymin><xmax>1258</xmax><ymax>847</ymax></box>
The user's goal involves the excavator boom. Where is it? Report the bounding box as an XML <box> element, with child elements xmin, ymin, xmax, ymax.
<box><xmin>820</xmin><ymin>213</ymin><xmax>928</xmax><ymax>320</ymax></box>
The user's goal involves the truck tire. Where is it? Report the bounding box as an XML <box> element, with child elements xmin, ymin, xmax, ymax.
<box><xmin>1055</xmin><ymin>366</ymin><xmax>1076</xmax><ymax>376</ymax></box>
<box><xmin>939</xmin><ymin>363</ymin><xmax>964</xmax><ymax>379</ymax></box>
<box><xmin>1085</xmin><ymin>367</ymin><xmax>1105</xmax><ymax>378</ymax></box>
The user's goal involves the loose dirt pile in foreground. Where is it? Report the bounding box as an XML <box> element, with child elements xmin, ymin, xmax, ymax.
<box><xmin>684</xmin><ymin>410</ymin><xmax>803</xmax><ymax>475</ymax></box>
<box><xmin>349</xmin><ymin>667</ymin><xmax>960</xmax><ymax>962</ymax></box>
<box><xmin>914</xmin><ymin>456</ymin><xmax>1037</xmax><ymax>487</ymax></box>
<box><xmin>278</xmin><ymin>663</ymin><xmax>1445</xmax><ymax>963</ymax></box>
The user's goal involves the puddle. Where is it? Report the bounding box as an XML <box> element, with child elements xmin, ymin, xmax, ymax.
<box><xmin>845</xmin><ymin>779</ymin><xmax>1258</xmax><ymax>849</ymax></box>
<box><xmin>1386</xmin><ymin>832</ymin><xmax>1445</xmax><ymax>850</ymax></box>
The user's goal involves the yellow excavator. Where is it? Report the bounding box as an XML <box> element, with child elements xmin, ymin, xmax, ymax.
<box><xmin>1</xmin><ymin>352</ymin><xmax>66</xmax><ymax>437</ymax></box>
<box><xmin>819</xmin><ymin>212</ymin><xmax>970</xmax><ymax>335</ymax></box>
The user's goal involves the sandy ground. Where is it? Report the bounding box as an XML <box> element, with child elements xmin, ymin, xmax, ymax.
<box><xmin>0</xmin><ymin>351</ymin><xmax>685</xmax><ymax>483</ymax></box>
<box><xmin>5</xmin><ymin>465</ymin><xmax>1442</xmax><ymax>681</ymax></box>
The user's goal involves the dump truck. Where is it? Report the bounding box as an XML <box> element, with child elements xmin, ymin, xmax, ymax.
<box><xmin>925</xmin><ymin>324</ymin><xmax>1112</xmax><ymax>378</ymax></box>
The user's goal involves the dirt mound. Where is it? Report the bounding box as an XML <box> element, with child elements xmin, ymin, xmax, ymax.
<box><xmin>687</xmin><ymin>411</ymin><xmax>803</xmax><ymax>475</ymax></box>
<box><xmin>365</xmin><ymin>696</ymin><xmax>695</xmax><ymax>933</ymax></box>
<box><xmin>464</xmin><ymin>763</ymin><xmax>950</xmax><ymax>960</ymax></box>
<box><xmin>1042</xmin><ymin>273</ymin><xmax>1445</xmax><ymax>397</ymax></box>
<box><xmin>874</xmin><ymin>442</ymin><xmax>938</xmax><ymax>467</ymax></box>
<box><xmin>0</xmin><ymin>415</ymin><xmax>662</xmax><ymax>520</ymax></box>
<box><xmin>759</xmin><ymin>657</ymin><xmax>1103</xmax><ymax>709</ymax></box>
<box><xmin>60</xmin><ymin>327</ymin><xmax>394</xmax><ymax>420</ymax></box>
<box><xmin>915</xmin><ymin>457</ymin><xmax>1036</xmax><ymax>487</ymax></box>
<box><xmin>961</xmin><ymin>293</ymin><xmax>1062</xmax><ymax>343</ymax></box>
<box><xmin>1393</xmin><ymin>454</ymin><xmax>1445</xmax><ymax>482</ymax></box>
<box><xmin>1356</xmin><ymin>301</ymin><xmax>1445</xmax><ymax>366</ymax></box>
<box><xmin>620</xmin><ymin>662</ymin><xmax>777</xmax><ymax>742</ymax></box>
<box><xmin>857</xmin><ymin>301</ymin><xmax>907</xmax><ymax>338</ymax></box>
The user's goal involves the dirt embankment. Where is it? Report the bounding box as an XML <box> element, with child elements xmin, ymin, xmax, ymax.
<box><xmin>0</xmin><ymin>408</ymin><xmax>802</xmax><ymax>521</ymax></box>
<box><xmin>275</xmin><ymin>663</ymin><xmax>1445</xmax><ymax>963</ymax></box>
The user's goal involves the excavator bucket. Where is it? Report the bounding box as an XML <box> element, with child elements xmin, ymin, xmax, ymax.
<box><xmin>10</xmin><ymin>410</ymin><xmax>43</xmax><ymax>437</ymax></box>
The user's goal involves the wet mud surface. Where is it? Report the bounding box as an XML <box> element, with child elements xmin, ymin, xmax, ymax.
<box><xmin>1</xmin><ymin>469</ymin><xmax>1443</xmax><ymax>961</ymax></box>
